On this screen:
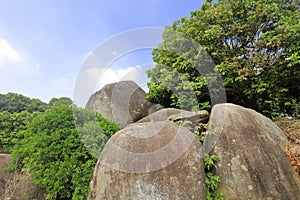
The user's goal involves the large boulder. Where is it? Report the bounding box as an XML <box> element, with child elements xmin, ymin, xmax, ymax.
<box><xmin>88</xmin><ymin>121</ymin><xmax>206</xmax><ymax>200</ymax></box>
<box><xmin>86</xmin><ymin>81</ymin><xmax>153</xmax><ymax>128</ymax></box>
<box><xmin>204</xmin><ymin>103</ymin><xmax>300</xmax><ymax>200</ymax></box>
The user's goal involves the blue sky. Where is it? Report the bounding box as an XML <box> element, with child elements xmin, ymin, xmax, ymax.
<box><xmin>0</xmin><ymin>0</ymin><xmax>204</xmax><ymax>106</ymax></box>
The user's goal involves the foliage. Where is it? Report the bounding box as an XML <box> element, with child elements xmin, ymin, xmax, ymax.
<box><xmin>147</xmin><ymin>0</ymin><xmax>300</xmax><ymax>118</ymax></box>
<box><xmin>76</xmin><ymin>112</ymin><xmax>120</xmax><ymax>159</ymax></box>
<box><xmin>73</xmin><ymin>106</ymin><xmax>99</xmax><ymax>127</ymax></box>
<box><xmin>0</xmin><ymin>111</ymin><xmax>35</xmax><ymax>152</ymax></box>
<box><xmin>204</xmin><ymin>154</ymin><xmax>220</xmax><ymax>171</ymax></box>
<box><xmin>10</xmin><ymin>105</ymin><xmax>119</xmax><ymax>200</ymax></box>
<box><xmin>96</xmin><ymin>113</ymin><xmax>119</xmax><ymax>137</ymax></box>
<box><xmin>174</xmin><ymin>119</ymin><xmax>208</xmax><ymax>142</ymax></box>
<box><xmin>204</xmin><ymin>154</ymin><xmax>224</xmax><ymax>200</ymax></box>
<box><xmin>0</xmin><ymin>93</ymin><xmax>48</xmax><ymax>113</ymax></box>
<box><xmin>174</xmin><ymin>119</ymin><xmax>223</xmax><ymax>199</ymax></box>
<box><xmin>49</xmin><ymin>97</ymin><xmax>73</xmax><ymax>108</ymax></box>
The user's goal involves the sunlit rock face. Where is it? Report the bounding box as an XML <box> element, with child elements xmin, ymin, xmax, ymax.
<box><xmin>204</xmin><ymin>103</ymin><xmax>300</xmax><ymax>200</ymax></box>
<box><xmin>86</xmin><ymin>80</ymin><xmax>153</xmax><ymax>128</ymax></box>
<box><xmin>88</xmin><ymin>121</ymin><xmax>206</xmax><ymax>200</ymax></box>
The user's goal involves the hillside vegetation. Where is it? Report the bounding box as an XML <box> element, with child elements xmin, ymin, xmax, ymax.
<box><xmin>0</xmin><ymin>93</ymin><xmax>119</xmax><ymax>199</ymax></box>
<box><xmin>147</xmin><ymin>0</ymin><xmax>300</xmax><ymax>118</ymax></box>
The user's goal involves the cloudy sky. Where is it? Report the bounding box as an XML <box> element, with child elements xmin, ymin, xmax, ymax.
<box><xmin>0</xmin><ymin>0</ymin><xmax>204</xmax><ymax>106</ymax></box>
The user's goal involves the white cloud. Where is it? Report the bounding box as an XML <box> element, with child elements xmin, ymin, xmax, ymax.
<box><xmin>86</xmin><ymin>63</ymin><xmax>153</xmax><ymax>91</ymax></box>
<box><xmin>99</xmin><ymin>66</ymin><xmax>141</xmax><ymax>85</ymax></box>
<box><xmin>0</xmin><ymin>39</ymin><xmax>20</xmax><ymax>64</ymax></box>
<box><xmin>0</xmin><ymin>38</ymin><xmax>44</xmax><ymax>99</ymax></box>
<box><xmin>0</xmin><ymin>38</ymin><xmax>40</xmax><ymax>75</ymax></box>
<box><xmin>85</xmin><ymin>65</ymin><xmax>143</xmax><ymax>90</ymax></box>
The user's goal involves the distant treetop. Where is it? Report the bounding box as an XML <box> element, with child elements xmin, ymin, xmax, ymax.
<box><xmin>0</xmin><ymin>92</ymin><xmax>48</xmax><ymax>113</ymax></box>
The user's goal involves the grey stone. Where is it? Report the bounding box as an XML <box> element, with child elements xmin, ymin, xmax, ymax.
<box><xmin>204</xmin><ymin>103</ymin><xmax>300</xmax><ymax>200</ymax></box>
<box><xmin>86</xmin><ymin>81</ymin><xmax>153</xmax><ymax>128</ymax></box>
<box><xmin>88</xmin><ymin>121</ymin><xmax>206</xmax><ymax>200</ymax></box>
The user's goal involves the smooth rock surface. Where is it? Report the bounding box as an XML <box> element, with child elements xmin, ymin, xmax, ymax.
<box><xmin>137</xmin><ymin>108</ymin><xmax>209</xmax><ymax>125</ymax></box>
<box><xmin>204</xmin><ymin>103</ymin><xmax>300</xmax><ymax>200</ymax></box>
<box><xmin>86</xmin><ymin>81</ymin><xmax>153</xmax><ymax>128</ymax></box>
<box><xmin>88</xmin><ymin>121</ymin><xmax>206</xmax><ymax>200</ymax></box>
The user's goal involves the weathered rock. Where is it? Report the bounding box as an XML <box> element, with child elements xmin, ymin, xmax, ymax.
<box><xmin>86</xmin><ymin>81</ymin><xmax>153</xmax><ymax>128</ymax></box>
<box><xmin>137</xmin><ymin>108</ymin><xmax>182</xmax><ymax>123</ymax></box>
<box><xmin>0</xmin><ymin>154</ymin><xmax>46</xmax><ymax>200</ymax></box>
<box><xmin>137</xmin><ymin>108</ymin><xmax>209</xmax><ymax>125</ymax></box>
<box><xmin>168</xmin><ymin>110</ymin><xmax>209</xmax><ymax>124</ymax></box>
<box><xmin>88</xmin><ymin>121</ymin><xmax>206</xmax><ymax>200</ymax></box>
<box><xmin>204</xmin><ymin>103</ymin><xmax>300</xmax><ymax>200</ymax></box>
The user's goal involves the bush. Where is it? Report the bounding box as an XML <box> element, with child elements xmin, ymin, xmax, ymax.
<box><xmin>0</xmin><ymin>111</ymin><xmax>35</xmax><ymax>152</ymax></box>
<box><xmin>10</xmin><ymin>105</ymin><xmax>119</xmax><ymax>200</ymax></box>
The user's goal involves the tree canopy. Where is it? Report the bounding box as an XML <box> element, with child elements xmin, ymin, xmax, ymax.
<box><xmin>49</xmin><ymin>97</ymin><xmax>73</xmax><ymax>108</ymax></box>
<box><xmin>0</xmin><ymin>110</ymin><xmax>35</xmax><ymax>152</ymax></box>
<box><xmin>0</xmin><ymin>92</ymin><xmax>120</xmax><ymax>199</ymax></box>
<box><xmin>0</xmin><ymin>95</ymin><xmax>75</xmax><ymax>152</ymax></box>
<box><xmin>147</xmin><ymin>0</ymin><xmax>300</xmax><ymax>117</ymax></box>
<box><xmin>10</xmin><ymin>105</ymin><xmax>119</xmax><ymax>200</ymax></box>
<box><xmin>0</xmin><ymin>92</ymin><xmax>48</xmax><ymax>113</ymax></box>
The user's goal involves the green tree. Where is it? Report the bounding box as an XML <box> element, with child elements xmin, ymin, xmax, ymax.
<box><xmin>147</xmin><ymin>0</ymin><xmax>300</xmax><ymax>117</ymax></box>
<box><xmin>0</xmin><ymin>93</ymin><xmax>48</xmax><ymax>113</ymax></box>
<box><xmin>49</xmin><ymin>97</ymin><xmax>73</xmax><ymax>108</ymax></box>
<box><xmin>75</xmin><ymin>108</ymin><xmax>120</xmax><ymax>159</ymax></box>
<box><xmin>10</xmin><ymin>105</ymin><xmax>119</xmax><ymax>200</ymax></box>
<box><xmin>0</xmin><ymin>111</ymin><xmax>35</xmax><ymax>152</ymax></box>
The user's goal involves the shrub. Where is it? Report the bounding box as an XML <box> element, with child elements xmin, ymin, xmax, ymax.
<box><xmin>10</xmin><ymin>105</ymin><xmax>119</xmax><ymax>200</ymax></box>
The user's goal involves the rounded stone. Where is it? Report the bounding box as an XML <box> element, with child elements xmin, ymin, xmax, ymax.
<box><xmin>88</xmin><ymin>121</ymin><xmax>206</xmax><ymax>200</ymax></box>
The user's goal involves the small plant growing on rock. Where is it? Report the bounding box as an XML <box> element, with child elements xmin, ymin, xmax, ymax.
<box><xmin>175</xmin><ymin>119</ymin><xmax>224</xmax><ymax>199</ymax></box>
<box><xmin>174</xmin><ymin>120</ymin><xmax>207</xmax><ymax>142</ymax></box>
<box><xmin>204</xmin><ymin>154</ymin><xmax>225</xmax><ymax>200</ymax></box>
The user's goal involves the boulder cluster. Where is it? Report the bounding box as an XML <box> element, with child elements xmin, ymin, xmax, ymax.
<box><xmin>86</xmin><ymin>81</ymin><xmax>300</xmax><ymax>200</ymax></box>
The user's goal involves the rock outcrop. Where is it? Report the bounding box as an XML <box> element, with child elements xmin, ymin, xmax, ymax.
<box><xmin>204</xmin><ymin>103</ymin><xmax>300</xmax><ymax>200</ymax></box>
<box><xmin>88</xmin><ymin>121</ymin><xmax>206</xmax><ymax>200</ymax></box>
<box><xmin>0</xmin><ymin>154</ymin><xmax>46</xmax><ymax>200</ymax></box>
<box><xmin>86</xmin><ymin>81</ymin><xmax>153</xmax><ymax>128</ymax></box>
